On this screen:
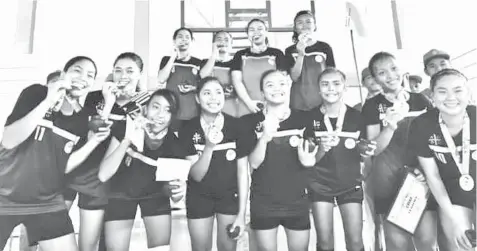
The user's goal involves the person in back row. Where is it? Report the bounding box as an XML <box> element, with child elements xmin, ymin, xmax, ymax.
<box><xmin>353</xmin><ymin>67</ymin><xmax>382</xmax><ymax>111</ymax></box>
<box><xmin>200</xmin><ymin>31</ymin><xmax>239</xmax><ymax>117</ymax></box>
<box><xmin>361</xmin><ymin>52</ymin><xmax>436</xmax><ymax>251</ymax></box>
<box><xmin>409</xmin><ymin>69</ymin><xmax>475</xmax><ymax>251</ymax></box>
<box><xmin>286</xmin><ymin>10</ymin><xmax>336</xmax><ymax>111</ymax></box>
<box><xmin>231</xmin><ymin>18</ymin><xmax>288</xmax><ymax>117</ymax></box>
<box><xmin>0</xmin><ymin>56</ymin><xmax>108</xmax><ymax>251</ymax></box>
<box><xmin>158</xmin><ymin>27</ymin><xmax>202</xmax><ymax>131</ymax></box>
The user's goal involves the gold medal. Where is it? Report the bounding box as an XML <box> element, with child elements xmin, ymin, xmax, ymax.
<box><xmin>268</xmin><ymin>58</ymin><xmax>276</xmax><ymax>66</ymax></box>
<box><xmin>208</xmin><ymin>127</ymin><xmax>223</xmax><ymax>144</ymax></box>
<box><xmin>459</xmin><ymin>174</ymin><xmax>474</xmax><ymax>191</ymax></box>
<box><xmin>345</xmin><ymin>138</ymin><xmax>356</xmax><ymax>149</ymax></box>
<box><xmin>289</xmin><ymin>135</ymin><xmax>300</xmax><ymax>148</ymax></box>
<box><xmin>226</xmin><ymin>149</ymin><xmax>236</xmax><ymax>161</ymax></box>
<box><xmin>315</xmin><ymin>55</ymin><xmax>323</xmax><ymax>63</ymax></box>
<box><xmin>472</xmin><ymin>151</ymin><xmax>477</xmax><ymax>161</ymax></box>
<box><xmin>192</xmin><ymin>68</ymin><xmax>198</xmax><ymax>75</ymax></box>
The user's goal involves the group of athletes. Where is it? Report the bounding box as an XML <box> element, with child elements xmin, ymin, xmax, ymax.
<box><xmin>0</xmin><ymin>9</ymin><xmax>475</xmax><ymax>251</ymax></box>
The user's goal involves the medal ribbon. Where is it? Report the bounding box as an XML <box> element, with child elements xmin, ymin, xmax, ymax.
<box><xmin>439</xmin><ymin>113</ymin><xmax>470</xmax><ymax>176</ymax></box>
<box><xmin>323</xmin><ymin>102</ymin><xmax>347</xmax><ymax>135</ymax></box>
<box><xmin>200</xmin><ymin>112</ymin><xmax>224</xmax><ymax>135</ymax></box>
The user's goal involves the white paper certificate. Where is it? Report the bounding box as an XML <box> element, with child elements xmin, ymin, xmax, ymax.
<box><xmin>155</xmin><ymin>158</ymin><xmax>192</xmax><ymax>181</ymax></box>
<box><xmin>387</xmin><ymin>172</ymin><xmax>430</xmax><ymax>234</ymax></box>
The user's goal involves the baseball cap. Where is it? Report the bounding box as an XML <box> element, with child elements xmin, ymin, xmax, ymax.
<box><xmin>423</xmin><ymin>49</ymin><xmax>450</xmax><ymax>67</ymax></box>
<box><xmin>361</xmin><ymin>67</ymin><xmax>372</xmax><ymax>81</ymax></box>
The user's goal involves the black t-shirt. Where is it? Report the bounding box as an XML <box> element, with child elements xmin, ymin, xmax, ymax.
<box><xmin>200</xmin><ymin>59</ymin><xmax>236</xmax><ymax>98</ymax></box>
<box><xmin>240</xmin><ymin>110</ymin><xmax>312</xmax><ymax>217</ymax></box>
<box><xmin>179</xmin><ymin>114</ymin><xmax>249</xmax><ymax>196</ymax></box>
<box><xmin>66</xmin><ymin>90</ymin><xmax>151</xmax><ymax>197</ymax></box>
<box><xmin>159</xmin><ymin>56</ymin><xmax>202</xmax><ymax>120</ymax></box>
<box><xmin>107</xmin><ymin>121</ymin><xmax>196</xmax><ymax>199</ymax></box>
<box><xmin>0</xmin><ymin>84</ymin><xmax>90</xmax><ymax>215</ymax></box>
<box><xmin>361</xmin><ymin>92</ymin><xmax>432</xmax><ymax>198</ymax></box>
<box><xmin>230</xmin><ymin>47</ymin><xmax>287</xmax><ymax>102</ymax></box>
<box><xmin>285</xmin><ymin>41</ymin><xmax>335</xmax><ymax>111</ymax></box>
<box><xmin>305</xmin><ymin>105</ymin><xmax>365</xmax><ymax>196</ymax></box>
<box><xmin>409</xmin><ymin>106</ymin><xmax>476</xmax><ymax>200</ymax></box>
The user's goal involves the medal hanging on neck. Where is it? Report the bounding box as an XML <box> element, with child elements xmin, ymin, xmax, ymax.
<box><xmin>201</xmin><ymin>113</ymin><xmax>224</xmax><ymax>144</ymax></box>
<box><xmin>439</xmin><ymin>113</ymin><xmax>473</xmax><ymax>191</ymax></box>
<box><xmin>322</xmin><ymin>102</ymin><xmax>347</xmax><ymax>147</ymax></box>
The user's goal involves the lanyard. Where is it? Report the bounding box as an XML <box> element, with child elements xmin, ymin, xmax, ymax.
<box><xmin>200</xmin><ymin>113</ymin><xmax>224</xmax><ymax>134</ymax></box>
<box><xmin>439</xmin><ymin>113</ymin><xmax>470</xmax><ymax>176</ymax></box>
<box><xmin>322</xmin><ymin>102</ymin><xmax>347</xmax><ymax>134</ymax></box>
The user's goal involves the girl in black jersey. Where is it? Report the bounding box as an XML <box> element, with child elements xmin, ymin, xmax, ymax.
<box><xmin>286</xmin><ymin>10</ymin><xmax>336</xmax><ymax>111</ymax></box>
<box><xmin>362</xmin><ymin>52</ymin><xmax>436</xmax><ymax>251</ymax></box>
<box><xmin>179</xmin><ymin>77</ymin><xmax>249</xmax><ymax>251</ymax></box>
<box><xmin>200</xmin><ymin>31</ymin><xmax>239</xmax><ymax>117</ymax></box>
<box><xmin>409</xmin><ymin>69</ymin><xmax>476</xmax><ymax>251</ymax></box>
<box><xmin>98</xmin><ymin>89</ymin><xmax>195</xmax><ymax>251</ymax></box>
<box><xmin>158</xmin><ymin>27</ymin><xmax>202</xmax><ymax>130</ymax></box>
<box><xmin>241</xmin><ymin>70</ymin><xmax>316</xmax><ymax>251</ymax></box>
<box><xmin>0</xmin><ymin>56</ymin><xmax>109</xmax><ymax>251</ymax></box>
<box><xmin>231</xmin><ymin>19</ymin><xmax>288</xmax><ymax>117</ymax></box>
<box><xmin>64</xmin><ymin>52</ymin><xmax>148</xmax><ymax>251</ymax></box>
<box><xmin>306</xmin><ymin>68</ymin><xmax>373</xmax><ymax>251</ymax></box>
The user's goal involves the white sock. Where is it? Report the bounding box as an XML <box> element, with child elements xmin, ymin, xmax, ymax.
<box><xmin>148</xmin><ymin>244</ymin><xmax>171</xmax><ymax>251</ymax></box>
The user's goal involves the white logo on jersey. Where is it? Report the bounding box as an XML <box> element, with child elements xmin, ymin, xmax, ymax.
<box><xmin>428</xmin><ymin>134</ymin><xmax>442</xmax><ymax>145</ymax></box>
<box><xmin>192</xmin><ymin>132</ymin><xmax>202</xmax><ymax>144</ymax></box>
<box><xmin>313</xmin><ymin>120</ymin><xmax>321</xmax><ymax>131</ymax></box>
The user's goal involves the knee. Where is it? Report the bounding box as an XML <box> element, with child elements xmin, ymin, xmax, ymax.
<box><xmin>216</xmin><ymin>239</ymin><xmax>235</xmax><ymax>251</ymax></box>
<box><xmin>316</xmin><ymin>233</ymin><xmax>334</xmax><ymax>250</ymax></box>
<box><xmin>345</xmin><ymin>235</ymin><xmax>363</xmax><ymax>251</ymax></box>
<box><xmin>385</xmin><ymin>235</ymin><xmax>411</xmax><ymax>251</ymax></box>
<box><xmin>148</xmin><ymin>239</ymin><xmax>170</xmax><ymax>249</ymax></box>
<box><xmin>414</xmin><ymin>234</ymin><xmax>437</xmax><ymax>249</ymax></box>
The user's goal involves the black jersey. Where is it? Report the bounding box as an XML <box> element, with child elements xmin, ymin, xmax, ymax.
<box><xmin>240</xmin><ymin>110</ymin><xmax>311</xmax><ymax>217</ymax></box>
<box><xmin>179</xmin><ymin>114</ymin><xmax>249</xmax><ymax>196</ymax></box>
<box><xmin>107</xmin><ymin>121</ymin><xmax>195</xmax><ymax>199</ymax></box>
<box><xmin>305</xmin><ymin>105</ymin><xmax>365</xmax><ymax>196</ymax></box>
<box><xmin>409</xmin><ymin>106</ymin><xmax>476</xmax><ymax>204</ymax></box>
<box><xmin>285</xmin><ymin>41</ymin><xmax>335</xmax><ymax>111</ymax></box>
<box><xmin>230</xmin><ymin>47</ymin><xmax>288</xmax><ymax>116</ymax></box>
<box><xmin>0</xmin><ymin>84</ymin><xmax>89</xmax><ymax>215</ymax></box>
<box><xmin>65</xmin><ymin>90</ymin><xmax>151</xmax><ymax>197</ymax></box>
<box><xmin>361</xmin><ymin>92</ymin><xmax>432</xmax><ymax>199</ymax></box>
<box><xmin>160</xmin><ymin>56</ymin><xmax>202</xmax><ymax>121</ymax></box>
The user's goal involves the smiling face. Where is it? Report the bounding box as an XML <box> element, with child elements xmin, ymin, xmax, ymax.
<box><xmin>432</xmin><ymin>74</ymin><xmax>470</xmax><ymax>116</ymax></box>
<box><xmin>261</xmin><ymin>71</ymin><xmax>291</xmax><ymax>105</ymax></box>
<box><xmin>294</xmin><ymin>13</ymin><xmax>316</xmax><ymax>36</ymax></box>
<box><xmin>425</xmin><ymin>57</ymin><xmax>452</xmax><ymax>77</ymax></box>
<box><xmin>197</xmin><ymin>79</ymin><xmax>225</xmax><ymax>114</ymax></box>
<box><xmin>363</xmin><ymin>75</ymin><xmax>382</xmax><ymax>94</ymax></box>
<box><xmin>372</xmin><ymin>57</ymin><xmax>403</xmax><ymax>93</ymax></box>
<box><xmin>64</xmin><ymin>59</ymin><xmax>96</xmax><ymax>98</ymax></box>
<box><xmin>174</xmin><ymin>29</ymin><xmax>192</xmax><ymax>52</ymax></box>
<box><xmin>247</xmin><ymin>20</ymin><xmax>267</xmax><ymax>46</ymax></box>
<box><xmin>319</xmin><ymin>72</ymin><xmax>346</xmax><ymax>104</ymax></box>
<box><xmin>214</xmin><ymin>32</ymin><xmax>232</xmax><ymax>54</ymax></box>
<box><xmin>112</xmin><ymin>58</ymin><xmax>141</xmax><ymax>97</ymax></box>
<box><xmin>144</xmin><ymin>95</ymin><xmax>172</xmax><ymax>134</ymax></box>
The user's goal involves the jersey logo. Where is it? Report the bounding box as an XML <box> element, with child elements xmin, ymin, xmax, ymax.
<box><xmin>428</xmin><ymin>134</ymin><xmax>442</xmax><ymax>146</ymax></box>
<box><xmin>255</xmin><ymin>121</ymin><xmax>264</xmax><ymax>133</ymax></box>
<box><xmin>313</xmin><ymin>120</ymin><xmax>321</xmax><ymax>131</ymax></box>
<box><xmin>34</xmin><ymin>126</ymin><xmax>47</xmax><ymax>141</ymax></box>
<box><xmin>192</xmin><ymin>132</ymin><xmax>202</xmax><ymax>144</ymax></box>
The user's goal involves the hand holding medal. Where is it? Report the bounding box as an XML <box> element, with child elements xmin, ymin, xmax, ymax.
<box><xmin>206</xmin><ymin>126</ymin><xmax>224</xmax><ymax>146</ymax></box>
<box><xmin>357</xmin><ymin>138</ymin><xmax>377</xmax><ymax>157</ymax></box>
